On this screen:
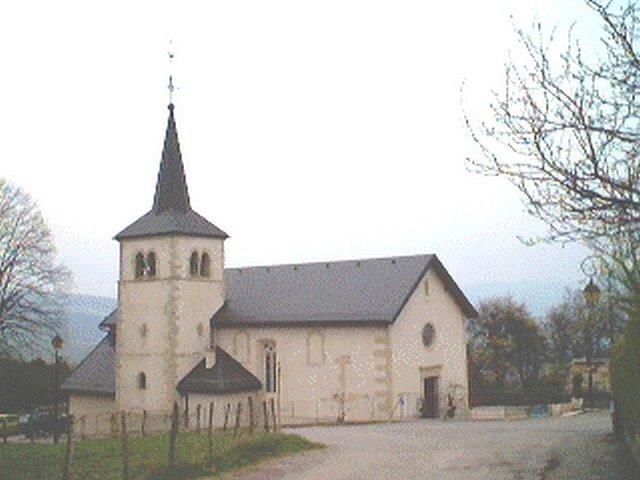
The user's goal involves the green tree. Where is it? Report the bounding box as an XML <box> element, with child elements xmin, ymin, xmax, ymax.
<box><xmin>0</xmin><ymin>357</ymin><xmax>73</xmax><ymax>412</ymax></box>
<box><xmin>544</xmin><ymin>289</ymin><xmax>617</xmax><ymax>361</ymax></box>
<box><xmin>0</xmin><ymin>178</ymin><xmax>70</xmax><ymax>358</ymax></box>
<box><xmin>468</xmin><ymin>297</ymin><xmax>546</xmax><ymax>404</ymax></box>
<box><xmin>544</xmin><ymin>296</ymin><xmax>577</xmax><ymax>365</ymax></box>
<box><xmin>611</xmin><ymin>312</ymin><xmax>640</xmax><ymax>436</ymax></box>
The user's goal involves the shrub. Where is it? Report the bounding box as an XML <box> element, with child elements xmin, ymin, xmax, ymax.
<box><xmin>611</xmin><ymin>313</ymin><xmax>640</xmax><ymax>436</ymax></box>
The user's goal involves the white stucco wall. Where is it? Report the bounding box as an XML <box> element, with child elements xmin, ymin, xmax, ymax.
<box><xmin>389</xmin><ymin>268</ymin><xmax>470</xmax><ymax>418</ymax></box>
<box><xmin>116</xmin><ymin>235</ymin><xmax>225</xmax><ymax>414</ymax></box>
<box><xmin>68</xmin><ymin>395</ymin><xmax>117</xmax><ymax>437</ymax></box>
<box><xmin>214</xmin><ymin>325</ymin><xmax>391</xmax><ymax>424</ymax></box>
<box><xmin>214</xmin><ymin>266</ymin><xmax>470</xmax><ymax>423</ymax></box>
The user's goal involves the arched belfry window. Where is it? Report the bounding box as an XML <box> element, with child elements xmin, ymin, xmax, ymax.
<box><xmin>264</xmin><ymin>341</ymin><xmax>277</xmax><ymax>393</ymax></box>
<box><xmin>137</xmin><ymin>372</ymin><xmax>147</xmax><ymax>390</ymax></box>
<box><xmin>190</xmin><ymin>252</ymin><xmax>199</xmax><ymax>277</ymax></box>
<box><xmin>146</xmin><ymin>252</ymin><xmax>157</xmax><ymax>277</ymax></box>
<box><xmin>200</xmin><ymin>253</ymin><xmax>211</xmax><ymax>278</ymax></box>
<box><xmin>135</xmin><ymin>253</ymin><xmax>146</xmax><ymax>279</ymax></box>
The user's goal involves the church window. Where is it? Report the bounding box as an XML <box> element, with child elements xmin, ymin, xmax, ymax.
<box><xmin>264</xmin><ymin>342</ymin><xmax>277</xmax><ymax>393</ymax></box>
<box><xmin>135</xmin><ymin>253</ymin><xmax>146</xmax><ymax>278</ymax></box>
<box><xmin>308</xmin><ymin>331</ymin><xmax>324</xmax><ymax>366</ymax></box>
<box><xmin>137</xmin><ymin>372</ymin><xmax>147</xmax><ymax>390</ymax></box>
<box><xmin>146</xmin><ymin>252</ymin><xmax>157</xmax><ymax>277</ymax></box>
<box><xmin>140</xmin><ymin>323</ymin><xmax>148</xmax><ymax>338</ymax></box>
<box><xmin>422</xmin><ymin>323</ymin><xmax>436</xmax><ymax>348</ymax></box>
<box><xmin>200</xmin><ymin>252</ymin><xmax>211</xmax><ymax>277</ymax></box>
<box><xmin>190</xmin><ymin>252</ymin><xmax>199</xmax><ymax>277</ymax></box>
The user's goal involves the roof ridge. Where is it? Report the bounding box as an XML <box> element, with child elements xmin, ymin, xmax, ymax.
<box><xmin>226</xmin><ymin>253</ymin><xmax>433</xmax><ymax>273</ymax></box>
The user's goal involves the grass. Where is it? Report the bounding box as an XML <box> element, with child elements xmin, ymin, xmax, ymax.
<box><xmin>0</xmin><ymin>431</ymin><xmax>322</xmax><ymax>480</ymax></box>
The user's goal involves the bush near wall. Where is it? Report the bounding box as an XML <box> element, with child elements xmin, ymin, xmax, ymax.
<box><xmin>610</xmin><ymin>313</ymin><xmax>640</xmax><ymax>458</ymax></box>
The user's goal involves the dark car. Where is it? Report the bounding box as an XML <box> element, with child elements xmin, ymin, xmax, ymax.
<box><xmin>24</xmin><ymin>408</ymin><xmax>67</xmax><ymax>439</ymax></box>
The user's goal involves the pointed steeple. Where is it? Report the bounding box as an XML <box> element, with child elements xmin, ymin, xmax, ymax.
<box><xmin>152</xmin><ymin>104</ymin><xmax>191</xmax><ymax>213</ymax></box>
<box><xmin>114</xmin><ymin>103</ymin><xmax>228</xmax><ymax>241</ymax></box>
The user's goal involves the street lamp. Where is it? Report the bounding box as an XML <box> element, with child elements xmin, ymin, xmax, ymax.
<box><xmin>52</xmin><ymin>334</ymin><xmax>63</xmax><ymax>444</ymax></box>
<box><xmin>582</xmin><ymin>278</ymin><xmax>601</xmax><ymax>409</ymax></box>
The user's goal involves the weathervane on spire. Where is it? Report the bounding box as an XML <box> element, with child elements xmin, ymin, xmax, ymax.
<box><xmin>168</xmin><ymin>40</ymin><xmax>175</xmax><ymax>105</ymax></box>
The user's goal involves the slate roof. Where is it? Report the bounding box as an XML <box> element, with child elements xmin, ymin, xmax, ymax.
<box><xmin>212</xmin><ymin>254</ymin><xmax>477</xmax><ymax>327</ymax></box>
<box><xmin>71</xmin><ymin>254</ymin><xmax>475</xmax><ymax>396</ymax></box>
<box><xmin>62</xmin><ymin>334</ymin><xmax>115</xmax><ymax>397</ymax></box>
<box><xmin>99</xmin><ymin>309</ymin><xmax>118</xmax><ymax>330</ymax></box>
<box><xmin>115</xmin><ymin>104</ymin><xmax>228</xmax><ymax>240</ymax></box>
<box><xmin>177</xmin><ymin>347</ymin><xmax>262</xmax><ymax>394</ymax></box>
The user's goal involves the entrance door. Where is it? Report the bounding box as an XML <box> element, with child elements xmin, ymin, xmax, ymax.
<box><xmin>423</xmin><ymin>376</ymin><xmax>439</xmax><ymax>419</ymax></box>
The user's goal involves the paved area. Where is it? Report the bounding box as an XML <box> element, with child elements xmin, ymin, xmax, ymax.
<box><xmin>218</xmin><ymin>411</ymin><xmax>638</xmax><ymax>480</ymax></box>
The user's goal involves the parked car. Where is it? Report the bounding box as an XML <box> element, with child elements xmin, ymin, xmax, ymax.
<box><xmin>23</xmin><ymin>407</ymin><xmax>67</xmax><ymax>439</ymax></box>
<box><xmin>0</xmin><ymin>413</ymin><xmax>22</xmax><ymax>436</ymax></box>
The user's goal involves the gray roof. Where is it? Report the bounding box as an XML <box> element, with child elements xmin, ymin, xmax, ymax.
<box><xmin>69</xmin><ymin>254</ymin><xmax>475</xmax><ymax>396</ymax></box>
<box><xmin>62</xmin><ymin>334</ymin><xmax>115</xmax><ymax>397</ymax></box>
<box><xmin>115</xmin><ymin>104</ymin><xmax>228</xmax><ymax>241</ymax></box>
<box><xmin>212</xmin><ymin>254</ymin><xmax>477</xmax><ymax>327</ymax></box>
<box><xmin>177</xmin><ymin>347</ymin><xmax>262</xmax><ymax>395</ymax></box>
<box><xmin>99</xmin><ymin>309</ymin><xmax>118</xmax><ymax>330</ymax></box>
<box><xmin>115</xmin><ymin>209</ymin><xmax>227</xmax><ymax>240</ymax></box>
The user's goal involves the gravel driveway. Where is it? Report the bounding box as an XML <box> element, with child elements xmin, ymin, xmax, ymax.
<box><xmin>217</xmin><ymin>411</ymin><xmax>637</xmax><ymax>480</ymax></box>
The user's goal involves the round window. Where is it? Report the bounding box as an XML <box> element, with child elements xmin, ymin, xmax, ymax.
<box><xmin>422</xmin><ymin>323</ymin><xmax>435</xmax><ymax>347</ymax></box>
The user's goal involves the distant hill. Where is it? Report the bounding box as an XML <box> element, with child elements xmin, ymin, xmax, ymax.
<box><xmin>59</xmin><ymin>294</ymin><xmax>116</xmax><ymax>365</ymax></box>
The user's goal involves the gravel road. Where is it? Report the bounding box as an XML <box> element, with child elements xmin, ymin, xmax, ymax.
<box><xmin>217</xmin><ymin>411</ymin><xmax>638</xmax><ymax>480</ymax></box>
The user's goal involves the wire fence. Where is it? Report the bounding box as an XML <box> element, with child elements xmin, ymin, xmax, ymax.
<box><xmin>60</xmin><ymin>397</ymin><xmax>279</xmax><ymax>480</ymax></box>
<box><xmin>73</xmin><ymin>396</ymin><xmax>278</xmax><ymax>440</ymax></box>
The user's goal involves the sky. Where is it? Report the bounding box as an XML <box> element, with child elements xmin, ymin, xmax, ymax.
<box><xmin>1</xmin><ymin>1</ymin><xmax>602</xmax><ymax>311</ymax></box>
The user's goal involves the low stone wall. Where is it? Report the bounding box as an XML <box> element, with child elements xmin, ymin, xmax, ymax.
<box><xmin>471</xmin><ymin>401</ymin><xmax>581</xmax><ymax>421</ymax></box>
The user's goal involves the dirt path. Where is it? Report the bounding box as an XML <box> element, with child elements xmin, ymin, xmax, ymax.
<box><xmin>214</xmin><ymin>411</ymin><xmax>637</xmax><ymax>480</ymax></box>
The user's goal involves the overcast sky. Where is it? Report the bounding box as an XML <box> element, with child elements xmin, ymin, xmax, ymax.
<box><xmin>2</xmin><ymin>1</ymin><xmax>600</xmax><ymax>305</ymax></box>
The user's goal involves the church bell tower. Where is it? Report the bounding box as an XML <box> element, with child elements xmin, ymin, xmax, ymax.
<box><xmin>114</xmin><ymin>103</ymin><xmax>228</xmax><ymax>413</ymax></box>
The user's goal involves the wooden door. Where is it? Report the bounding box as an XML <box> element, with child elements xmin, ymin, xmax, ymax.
<box><xmin>423</xmin><ymin>376</ymin><xmax>439</xmax><ymax>419</ymax></box>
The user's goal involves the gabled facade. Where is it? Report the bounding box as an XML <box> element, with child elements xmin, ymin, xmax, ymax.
<box><xmin>63</xmin><ymin>103</ymin><xmax>477</xmax><ymax>433</ymax></box>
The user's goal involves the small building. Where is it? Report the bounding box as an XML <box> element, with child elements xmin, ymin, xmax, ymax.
<box><xmin>63</xmin><ymin>103</ymin><xmax>477</xmax><ymax>435</ymax></box>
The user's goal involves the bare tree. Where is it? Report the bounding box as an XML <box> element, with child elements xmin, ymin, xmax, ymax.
<box><xmin>466</xmin><ymin>0</ymin><xmax>640</xmax><ymax>244</ymax></box>
<box><xmin>0</xmin><ymin>178</ymin><xmax>70</xmax><ymax>358</ymax></box>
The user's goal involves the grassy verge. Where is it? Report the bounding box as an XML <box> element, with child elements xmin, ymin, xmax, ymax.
<box><xmin>0</xmin><ymin>432</ymin><xmax>322</xmax><ymax>480</ymax></box>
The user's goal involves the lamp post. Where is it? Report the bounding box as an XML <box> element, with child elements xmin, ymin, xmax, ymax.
<box><xmin>582</xmin><ymin>278</ymin><xmax>601</xmax><ymax>409</ymax></box>
<box><xmin>52</xmin><ymin>334</ymin><xmax>63</xmax><ymax>444</ymax></box>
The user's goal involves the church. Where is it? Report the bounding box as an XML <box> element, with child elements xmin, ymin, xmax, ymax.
<box><xmin>63</xmin><ymin>103</ymin><xmax>477</xmax><ymax>435</ymax></box>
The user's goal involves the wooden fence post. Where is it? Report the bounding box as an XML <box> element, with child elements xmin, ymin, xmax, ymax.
<box><xmin>263</xmin><ymin>401</ymin><xmax>269</xmax><ymax>433</ymax></box>
<box><xmin>110</xmin><ymin>413</ymin><xmax>118</xmax><ymax>437</ymax></box>
<box><xmin>207</xmin><ymin>402</ymin><xmax>214</xmax><ymax>467</ymax></box>
<box><xmin>223</xmin><ymin>403</ymin><xmax>231</xmax><ymax>432</ymax></box>
<box><xmin>120</xmin><ymin>413</ymin><xmax>130</xmax><ymax>480</ymax></box>
<box><xmin>2</xmin><ymin>418</ymin><xmax>7</xmax><ymax>444</ymax></box>
<box><xmin>233</xmin><ymin>402</ymin><xmax>242</xmax><ymax>437</ymax></box>
<box><xmin>62</xmin><ymin>415</ymin><xmax>74</xmax><ymax>480</ymax></box>
<box><xmin>248</xmin><ymin>397</ymin><xmax>255</xmax><ymax>434</ymax></box>
<box><xmin>141</xmin><ymin>410</ymin><xmax>147</xmax><ymax>436</ymax></box>
<box><xmin>270</xmin><ymin>398</ymin><xmax>277</xmax><ymax>432</ymax></box>
<box><xmin>169</xmin><ymin>402</ymin><xmax>179</xmax><ymax>467</ymax></box>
